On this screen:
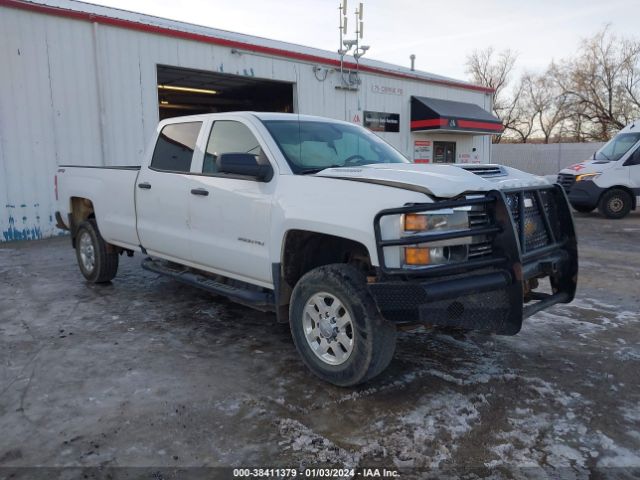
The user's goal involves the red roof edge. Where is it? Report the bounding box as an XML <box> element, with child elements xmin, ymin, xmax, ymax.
<box><xmin>0</xmin><ymin>0</ymin><xmax>494</xmax><ymax>94</ymax></box>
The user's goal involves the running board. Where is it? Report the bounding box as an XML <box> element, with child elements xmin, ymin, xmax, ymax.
<box><xmin>141</xmin><ymin>257</ymin><xmax>275</xmax><ymax>308</ymax></box>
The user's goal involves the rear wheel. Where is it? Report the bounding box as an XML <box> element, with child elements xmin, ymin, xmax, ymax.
<box><xmin>289</xmin><ymin>264</ymin><xmax>396</xmax><ymax>387</ymax></box>
<box><xmin>598</xmin><ymin>188</ymin><xmax>632</xmax><ymax>219</ymax></box>
<box><xmin>572</xmin><ymin>205</ymin><xmax>595</xmax><ymax>213</ymax></box>
<box><xmin>75</xmin><ymin>220</ymin><xmax>119</xmax><ymax>283</ymax></box>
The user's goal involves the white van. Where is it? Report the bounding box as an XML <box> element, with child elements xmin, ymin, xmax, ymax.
<box><xmin>558</xmin><ymin>120</ymin><xmax>640</xmax><ymax>219</ymax></box>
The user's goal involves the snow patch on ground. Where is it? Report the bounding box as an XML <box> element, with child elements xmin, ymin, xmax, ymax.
<box><xmin>594</xmin><ymin>432</ymin><xmax>640</xmax><ymax>467</ymax></box>
<box><xmin>383</xmin><ymin>391</ymin><xmax>485</xmax><ymax>469</ymax></box>
<box><xmin>276</xmin><ymin>391</ymin><xmax>487</xmax><ymax>470</ymax></box>
<box><xmin>486</xmin><ymin>387</ymin><xmax>640</xmax><ymax>470</ymax></box>
<box><xmin>614</xmin><ymin>346</ymin><xmax>640</xmax><ymax>361</ymax></box>
<box><xmin>277</xmin><ymin>418</ymin><xmax>359</xmax><ymax>468</ymax></box>
<box><xmin>487</xmin><ymin>409</ymin><xmax>587</xmax><ymax>469</ymax></box>
<box><xmin>526</xmin><ymin>299</ymin><xmax>639</xmax><ymax>342</ymax></box>
<box><xmin>620</xmin><ymin>404</ymin><xmax>640</xmax><ymax>423</ymax></box>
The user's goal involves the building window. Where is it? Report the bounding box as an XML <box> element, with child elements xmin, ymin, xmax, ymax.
<box><xmin>433</xmin><ymin>141</ymin><xmax>456</xmax><ymax>163</ymax></box>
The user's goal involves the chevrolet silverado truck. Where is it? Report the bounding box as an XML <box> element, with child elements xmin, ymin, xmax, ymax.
<box><xmin>55</xmin><ymin>112</ymin><xmax>578</xmax><ymax>386</ymax></box>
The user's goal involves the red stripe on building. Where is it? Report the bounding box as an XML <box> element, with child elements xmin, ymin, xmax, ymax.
<box><xmin>411</xmin><ymin>118</ymin><xmax>503</xmax><ymax>132</ymax></box>
<box><xmin>410</xmin><ymin>119</ymin><xmax>448</xmax><ymax>129</ymax></box>
<box><xmin>0</xmin><ymin>0</ymin><xmax>494</xmax><ymax>94</ymax></box>
<box><xmin>457</xmin><ymin>120</ymin><xmax>504</xmax><ymax>132</ymax></box>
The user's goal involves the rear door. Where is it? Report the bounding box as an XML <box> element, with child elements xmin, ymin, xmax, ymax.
<box><xmin>136</xmin><ymin>120</ymin><xmax>204</xmax><ymax>262</ymax></box>
<box><xmin>188</xmin><ymin>118</ymin><xmax>276</xmax><ymax>286</ymax></box>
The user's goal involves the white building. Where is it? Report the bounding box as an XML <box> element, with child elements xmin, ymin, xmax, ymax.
<box><xmin>0</xmin><ymin>0</ymin><xmax>501</xmax><ymax>241</ymax></box>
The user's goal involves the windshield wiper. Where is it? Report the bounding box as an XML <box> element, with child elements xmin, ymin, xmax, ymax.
<box><xmin>297</xmin><ymin>165</ymin><xmax>343</xmax><ymax>175</ymax></box>
<box><xmin>596</xmin><ymin>151</ymin><xmax>612</xmax><ymax>161</ymax></box>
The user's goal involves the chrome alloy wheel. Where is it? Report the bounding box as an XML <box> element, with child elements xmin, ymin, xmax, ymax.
<box><xmin>78</xmin><ymin>231</ymin><xmax>96</xmax><ymax>272</ymax></box>
<box><xmin>302</xmin><ymin>292</ymin><xmax>354</xmax><ymax>366</ymax></box>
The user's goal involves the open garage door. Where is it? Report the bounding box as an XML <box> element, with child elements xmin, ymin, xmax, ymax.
<box><xmin>157</xmin><ymin>65</ymin><xmax>295</xmax><ymax>120</ymax></box>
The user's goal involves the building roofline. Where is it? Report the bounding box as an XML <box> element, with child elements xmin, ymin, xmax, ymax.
<box><xmin>0</xmin><ymin>0</ymin><xmax>494</xmax><ymax>94</ymax></box>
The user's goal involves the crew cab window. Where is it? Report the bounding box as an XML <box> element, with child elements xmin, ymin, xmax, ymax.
<box><xmin>203</xmin><ymin>121</ymin><xmax>264</xmax><ymax>174</ymax></box>
<box><xmin>150</xmin><ymin>122</ymin><xmax>202</xmax><ymax>172</ymax></box>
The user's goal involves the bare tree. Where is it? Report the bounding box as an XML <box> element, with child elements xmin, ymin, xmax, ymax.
<box><xmin>467</xmin><ymin>28</ymin><xmax>640</xmax><ymax>143</ymax></box>
<box><xmin>466</xmin><ymin>47</ymin><xmax>519</xmax><ymax>142</ymax></box>
<box><xmin>550</xmin><ymin>26</ymin><xmax>640</xmax><ymax>141</ymax></box>
<box><xmin>526</xmin><ymin>73</ymin><xmax>569</xmax><ymax>143</ymax></box>
<box><xmin>503</xmin><ymin>76</ymin><xmax>538</xmax><ymax>143</ymax></box>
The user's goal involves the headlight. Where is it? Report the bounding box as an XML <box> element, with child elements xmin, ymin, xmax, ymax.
<box><xmin>401</xmin><ymin>208</ymin><xmax>470</xmax><ymax>267</ymax></box>
<box><xmin>575</xmin><ymin>173</ymin><xmax>601</xmax><ymax>182</ymax></box>
<box><xmin>403</xmin><ymin>210</ymin><xmax>468</xmax><ymax>232</ymax></box>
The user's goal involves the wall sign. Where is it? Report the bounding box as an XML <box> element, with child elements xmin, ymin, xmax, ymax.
<box><xmin>458</xmin><ymin>151</ymin><xmax>480</xmax><ymax>164</ymax></box>
<box><xmin>413</xmin><ymin>140</ymin><xmax>432</xmax><ymax>163</ymax></box>
<box><xmin>371</xmin><ymin>84</ymin><xmax>404</xmax><ymax>96</ymax></box>
<box><xmin>363</xmin><ymin>111</ymin><xmax>400</xmax><ymax>132</ymax></box>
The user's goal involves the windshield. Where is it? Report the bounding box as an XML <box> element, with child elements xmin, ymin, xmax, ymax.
<box><xmin>262</xmin><ymin>120</ymin><xmax>409</xmax><ymax>174</ymax></box>
<box><xmin>594</xmin><ymin>132</ymin><xmax>640</xmax><ymax>161</ymax></box>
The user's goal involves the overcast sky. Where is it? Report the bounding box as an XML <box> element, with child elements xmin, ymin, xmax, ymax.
<box><xmin>89</xmin><ymin>0</ymin><xmax>639</xmax><ymax>81</ymax></box>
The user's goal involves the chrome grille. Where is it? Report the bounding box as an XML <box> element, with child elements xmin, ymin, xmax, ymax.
<box><xmin>468</xmin><ymin>205</ymin><xmax>493</xmax><ymax>258</ymax></box>
<box><xmin>557</xmin><ymin>173</ymin><xmax>576</xmax><ymax>193</ymax></box>
<box><xmin>468</xmin><ymin>240</ymin><xmax>493</xmax><ymax>259</ymax></box>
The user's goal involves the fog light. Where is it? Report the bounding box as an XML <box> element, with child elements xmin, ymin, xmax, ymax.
<box><xmin>403</xmin><ymin>245</ymin><xmax>468</xmax><ymax>267</ymax></box>
<box><xmin>405</xmin><ymin>247</ymin><xmax>430</xmax><ymax>265</ymax></box>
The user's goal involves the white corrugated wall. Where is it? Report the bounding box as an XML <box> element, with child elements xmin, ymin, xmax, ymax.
<box><xmin>491</xmin><ymin>143</ymin><xmax>605</xmax><ymax>176</ymax></box>
<box><xmin>0</xmin><ymin>2</ymin><xmax>492</xmax><ymax>242</ymax></box>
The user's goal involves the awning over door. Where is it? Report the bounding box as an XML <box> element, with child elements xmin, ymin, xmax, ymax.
<box><xmin>410</xmin><ymin>96</ymin><xmax>503</xmax><ymax>134</ymax></box>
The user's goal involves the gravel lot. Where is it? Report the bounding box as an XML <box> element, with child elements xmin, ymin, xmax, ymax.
<box><xmin>1</xmin><ymin>212</ymin><xmax>639</xmax><ymax>478</ymax></box>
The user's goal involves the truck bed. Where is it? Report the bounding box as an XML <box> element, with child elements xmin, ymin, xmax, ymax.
<box><xmin>56</xmin><ymin>165</ymin><xmax>140</xmax><ymax>250</ymax></box>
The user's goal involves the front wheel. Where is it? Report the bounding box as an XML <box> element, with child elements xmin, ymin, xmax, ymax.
<box><xmin>289</xmin><ymin>264</ymin><xmax>397</xmax><ymax>387</ymax></box>
<box><xmin>75</xmin><ymin>219</ymin><xmax>119</xmax><ymax>283</ymax></box>
<box><xmin>598</xmin><ymin>188</ymin><xmax>632</xmax><ymax>219</ymax></box>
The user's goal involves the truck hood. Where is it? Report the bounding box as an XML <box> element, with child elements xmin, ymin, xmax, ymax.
<box><xmin>314</xmin><ymin>163</ymin><xmax>549</xmax><ymax>198</ymax></box>
<box><xmin>559</xmin><ymin>159</ymin><xmax>615</xmax><ymax>176</ymax></box>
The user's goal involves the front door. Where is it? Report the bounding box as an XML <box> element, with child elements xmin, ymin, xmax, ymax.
<box><xmin>188</xmin><ymin>119</ymin><xmax>275</xmax><ymax>286</ymax></box>
<box><xmin>433</xmin><ymin>141</ymin><xmax>456</xmax><ymax>163</ymax></box>
<box><xmin>626</xmin><ymin>147</ymin><xmax>640</xmax><ymax>205</ymax></box>
<box><xmin>136</xmin><ymin>120</ymin><xmax>204</xmax><ymax>262</ymax></box>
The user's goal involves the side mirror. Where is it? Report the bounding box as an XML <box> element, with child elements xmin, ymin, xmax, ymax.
<box><xmin>217</xmin><ymin>153</ymin><xmax>273</xmax><ymax>181</ymax></box>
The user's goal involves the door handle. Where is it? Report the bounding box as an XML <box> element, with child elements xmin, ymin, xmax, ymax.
<box><xmin>190</xmin><ymin>188</ymin><xmax>209</xmax><ymax>196</ymax></box>
<box><xmin>138</xmin><ymin>182</ymin><xmax>151</xmax><ymax>190</ymax></box>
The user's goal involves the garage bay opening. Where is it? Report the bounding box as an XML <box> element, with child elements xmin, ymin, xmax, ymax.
<box><xmin>157</xmin><ymin>65</ymin><xmax>295</xmax><ymax>120</ymax></box>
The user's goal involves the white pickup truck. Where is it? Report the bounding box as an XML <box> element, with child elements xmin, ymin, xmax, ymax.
<box><xmin>55</xmin><ymin>112</ymin><xmax>578</xmax><ymax>386</ymax></box>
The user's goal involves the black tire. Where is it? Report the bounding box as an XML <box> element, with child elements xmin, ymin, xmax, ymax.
<box><xmin>75</xmin><ymin>219</ymin><xmax>119</xmax><ymax>283</ymax></box>
<box><xmin>572</xmin><ymin>205</ymin><xmax>595</xmax><ymax>214</ymax></box>
<box><xmin>289</xmin><ymin>264</ymin><xmax>396</xmax><ymax>387</ymax></box>
<box><xmin>598</xmin><ymin>188</ymin><xmax>632</xmax><ymax>219</ymax></box>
